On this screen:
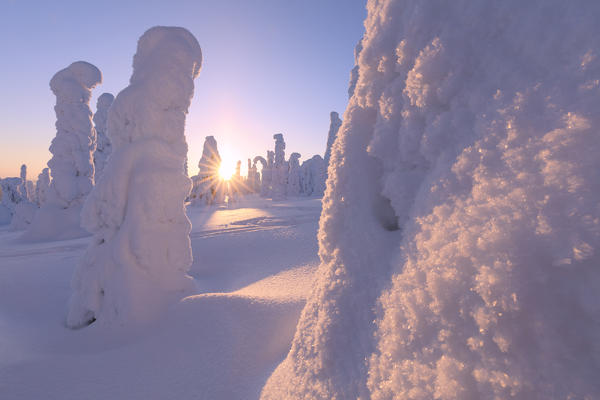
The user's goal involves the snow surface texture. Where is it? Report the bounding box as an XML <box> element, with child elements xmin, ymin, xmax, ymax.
<box><xmin>0</xmin><ymin>197</ymin><xmax>321</xmax><ymax>400</ymax></box>
<box><xmin>67</xmin><ymin>26</ymin><xmax>202</xmax><ymax>328</ymax></box>
<box><xmin>23</xmin><ymin>61</ymin><xmax>101</xmax><ymax>241</ymax></box>
<box><xmin>262</xmin><ymin>1</ymin><xmax>600</xmax><ymax>399</ymax></box>
<box><xmin>190</xmin><ymin>135</ymin><xmax>225</xmax><ymax>205</ymax></box>
<box><xmin>93</xmin><ymin>93</ymin><xmax>115</xmax><ymax>178</ymax></box>
<box><xmin>323</xmin><ymin>111</ymin><xmax>342</xmax><ymax>168</ymax></box>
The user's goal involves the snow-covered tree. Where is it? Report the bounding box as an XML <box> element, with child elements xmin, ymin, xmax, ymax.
<box><xmin>93</xmin><ymin>92</ymin><xmax>115</xmax><ymax>178</ymax></box>
<box><xmin>254</xmin><ymin>155</ymin><xmax>270</xmax><ymax>197</ymax></box>
<box><xmin>18</xmin><ymin>164</ymin><xmax>28</xmax><ymax>200</ymax></box>
<box><xmin>271</xmin><ymin>133</ymin><xmax>287</xmax><ymax>200</ymax></box>
<box><xmin>261</xmin><ymin>1</ymin><xmax>600</xmax><ymax>399</ymax></box>
<box><xmin>324</xmin><ymin>111</ymin><xmax>342</xmax><ymax>168</ymax></box>
<box><xmin>67</xmin><ymin>26</ymin><xmax>202</xmax><ymax>328</ymax></box>
<box><xmin>23</xmin><ymin>61</ymin><xmax>101</xmax><ymax>241</ymax></box>
<box><xmin>299</xmin><ymin>155</ymin><xmax>326</xmax><ymax>197</ymax></box>
<box><xmin>0</xmin><ymin>177</ymin><xmax>23</xmax><ymax>225</ymax></box>
<box><xmin>190</xmin><ymin>135</ymin><xmax>224</xmax><ymax>205</ymax></box>
<box><xmin>287</xmin><ymin>152</ymin><xmax>301</xmax><ymax>197</ymax></box>
<box><xmin>35</xmin><ymin>168</ymin><xmax>50</xmax><ymax>206</ymax></box>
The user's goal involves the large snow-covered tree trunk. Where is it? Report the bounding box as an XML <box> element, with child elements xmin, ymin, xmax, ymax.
<box><xmin>67</xmin><ymin>26</ymin><xmax>202</xmax><ymax>328</ymax></box>
<box><xmin>23</xmin><ymin>61</ymin><xmax>101</xmax><ymax>241</ymax></box>
<box><xmin>261</xmin><ymin>1</ymin><xmax>600</xmax><ymax>399</ymax></box>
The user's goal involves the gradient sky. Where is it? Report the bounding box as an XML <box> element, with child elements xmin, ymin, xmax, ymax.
<box><xmin>0</xmin><ymin>0</ymin><xmax>366</xmax><ymax>179</ymax></box>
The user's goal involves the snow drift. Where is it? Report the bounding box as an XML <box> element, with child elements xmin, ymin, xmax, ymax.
<box><xmin>67</xmin><ymin>26</ymin><xmax>202</xmax><ymax>328</ymax></box>
<box><xmin>262</xmin><ymin>1</ymin><xmax>600</xmax><ymax>399</ymax></box>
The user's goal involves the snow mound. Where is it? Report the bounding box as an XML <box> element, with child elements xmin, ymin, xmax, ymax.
<box><xmin>262</xmin><ymin>1</ymin><xmax>600</xmax><ymax>399</ymax></box>
<box><xmin>67</xmin><ymin>26</ymin><xmax>202</xmax><ymax>328</ymax></box>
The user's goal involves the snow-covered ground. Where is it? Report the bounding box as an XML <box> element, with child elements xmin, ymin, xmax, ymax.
<box><xmin>0</xmin><ymin>196</ymin><xmax>321</xmax><ymax>400</ymax></box>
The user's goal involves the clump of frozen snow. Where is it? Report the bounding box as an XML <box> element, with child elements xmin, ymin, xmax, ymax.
<box><xmin>23</xmin><ymin>61</ymin><xmax>101</xmax><ymax>241</ymax></box>
<box><xmin>262</xmin><ymin>1</ymin><xmax>600</xmax><ymax>399</ymax></box>
<box><xmin>324</xmin><ymin>111</ymin><xmax>342</xmax><ymax>168</ymax></box>
<box><xmin>190</xmin><ymin>135</ymin><xmax>225</xmax><ymax>206</ymax></box>
<box><xmin>93</xmin><ymin>92</ymin><xmax>115</xmax><ymax>178</ymax></box>
<box><xmin>67</xmin><ymin>26</ymin><xmax>202</xmax><ymax>328</ymax></box>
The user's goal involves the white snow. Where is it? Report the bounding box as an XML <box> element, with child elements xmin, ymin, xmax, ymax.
<box><xmin>67</xmin><ymin>26</ymin><xmax>202</xmax><ymax>328</ymax></box>
<box><xmin>0</xmin><ymin>196</ymin><xmax>321</xmax><ymax>400</ymax></box>
<box><xmin>262</xmin><ymin>1</ymin><xmax>600</xmax><ymax>399</ymax></box>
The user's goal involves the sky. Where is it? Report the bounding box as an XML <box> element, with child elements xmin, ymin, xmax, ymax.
<box><xmin>0</xmin><ymin>0</ymin><xmax>366</xmax><ymax>179</ymax></box>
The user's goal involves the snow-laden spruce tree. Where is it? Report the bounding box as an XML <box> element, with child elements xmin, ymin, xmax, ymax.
<box><xmin>253</xmin><ymin>155</ymin><xmax>270</xmax><ymax>197</ymax></box>
<box><xmin>299</xmin><ymin>155</ymin><xmax>326</xmax><ymax>197</ymax></box>
<box><xmin>271</xmin><ymin>133</ymin><xmax>287</xmax><ymax>200</ymax></box>
<box><xmin>190</xmin><ymin>135</ymin><xmax>224</xmax><ymax>205</ymax></box>
<box><xmin>93</xmin><ymin>92</ymin><xmax>114</xmax><ymax>178</ymax></box>
<box><xmin>35</xmin><ymin>168</ymin><xmax>50</xmax><ymax>206</ymax></box>
<box><xmin>261</xmin><ymin>1</ymin><xmax>600</xmax><ymax>399</ymax></box>
<box><xmin>0</xmin><ymin>177</ymin><xmax>23</xmax><ymax>225</ymax></box>
<box><xmin>23</xmin><ymin>61</ymin><xmax>101</xmax><ymax>241</ymax></box>
<box><xmin>67</xmin><ymin>26</ymin><xmax>202</xmax><ymax>328</ymax></box>
<box><xmin>18</xmin><ymin>164</ymin><xmax>29</xmax><ymax>200</ymax></box>
<box><xmin>10</xmin><ymin>164</ymin><xmax>38</xmax><ymax>231</ymax></box>
<box><xmin>323</xmin><ymin>112</ymin><xmax>341</xmax><ymax>168</ymax></box>
<box><xmin>287</xmin><ymin>152</ymin><xmax>301</xmax><ymax>197</ymax></box>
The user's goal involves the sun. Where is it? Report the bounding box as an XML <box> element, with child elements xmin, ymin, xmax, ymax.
<box><xmin>218</xmin><ymin>159</ymin><xmax>235</xmax><ymax>180</ymax></box>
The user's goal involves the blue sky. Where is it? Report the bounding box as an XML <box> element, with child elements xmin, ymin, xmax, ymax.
<box><xmin>0</xmin><ymin>0</ymin><xmax>366</xmax><ymax>178</ymax></box>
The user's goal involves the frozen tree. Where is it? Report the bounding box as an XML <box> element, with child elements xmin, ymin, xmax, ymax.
<box><xmin>324</xmin><ymin>111</ymin><xmax>342</xmax><ymax>168</ymax></box>
<box><xmin>93</xmin><ymin>92</ymin><xmax>115</xmax><ymax>178</ymax></box>
<box><xmin>24</xmin><ymin>61</ymin><xmax>101</xmax><ymax>241</ymax></box>
<box><xmin>287</xmin><ymin>152</ymin><xmax>301</xmax><ymax>197</ymax></box>
<box><xmin>36</xmin><ymin>168</ymin><xmax>50</xmax><ymax>206</ymax></box>
<box><xmin>0</xmin><ymin>177</ymin><xmax>23</xmax><ymax>225</ymax></box>
<box><xmin>0</xmin><ymin>169</ymin><xmax>37</xmax><ymax>231</ymax></box>
<box><xmin>271</xmin><ymin>133</ymin><xmax>287</xmax><ymax>200</ymax></box>
<box><xmin>261</xmin><ymin>1</ymin><xmax>600</xmax><ymax>399</ymax></box>
<box><xmin>67</xmin><ymin>26</ymin><xmax>202</xmax><ymax>328</ymax></box>
<box><xmin>299</xmin><ymin>155</ymin><xmax>326</xmax><ymax>197</ymax></box>
<box><xmin>190</xmin><ymin>135</ymin><xmax>224</xmax><ymax>205</ymax></box>
<box><xmin>246</xmin><ymin>158</ymin><xmax>258</xmax><ymax>193</ymax></box>
<box><xmin>254</xmin><ymin>155</ymin><xmax>270</xmax><ymax>197</ymax></box>
<box><xmin>18</xmin><ymin>164</ymin><xmax>28</xmax><ymax>200</ymax></box>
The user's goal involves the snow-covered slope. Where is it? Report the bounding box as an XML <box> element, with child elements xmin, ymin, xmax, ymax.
<box><xmin>0</xmin><ymin>197</ymin><xmax>321</xmax><ymax>400</ymax></box>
